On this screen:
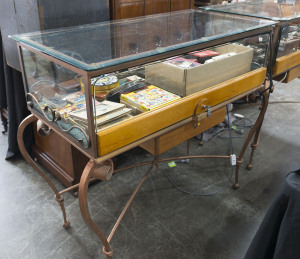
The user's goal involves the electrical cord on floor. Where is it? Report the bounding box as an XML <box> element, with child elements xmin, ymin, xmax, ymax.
<box><xmin>233</xmin><ymin>98</ymin><xmax>300</xmax><ymax>107</ymax></box>
<box><xmin>217</xmin><ymin>128</ymin><xmax>244</xmax><ymax>139</ymax></box>
<box><xmin>217</xmin><ymin>117</ymin><xmax>253</xmax><ymax>139</ymax></box>
<box><xmin>269</xmin><ymin>101</ymin><xmax>300</xmax><ymax>104</ymax></box>
<box><xmin>161</xmin><ymin>105</ymin><xmax>235</xmax><ymax>197</ymax></box>
<box><xmin>260</xmin><ymin>33</ymin><xmax>274</xmax><ymax>98</ymax></box>
<box><xmin>233</xmin><ymin>117</ymin><xmax>253</xmax><ymax>128</ymax></box>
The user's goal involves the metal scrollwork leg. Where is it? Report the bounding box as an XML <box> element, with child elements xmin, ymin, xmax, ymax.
<box><xmin>246</xmin><ymin>122</ymin><xmax>263</xmax><ymax>170</ymax></box>
<box><xmin>233</xmin><ymin>90</ymin><xmax>269</xmax><ymax>189</ymax></box>
<box><xmin>17</xmin><ymin>114</ymin><xmax>70</xmax><ymax>228</ymax></box>
<box><xmin>78</xmin><ymin>160</ymin><xmax>113</xmax><ymax>259</ymax></box>
<box><xmin>79</xmin><ymin>158</ymin><xmax>155</xmax><ymax>258</ymax></box>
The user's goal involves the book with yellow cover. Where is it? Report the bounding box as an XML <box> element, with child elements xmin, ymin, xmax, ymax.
<box><xmin>120</xmin><ymin>85</ymin><xmax>181</xmax><ymax>112</ymax></box>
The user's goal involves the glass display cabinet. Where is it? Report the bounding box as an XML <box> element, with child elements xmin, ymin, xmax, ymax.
<box><xmin>12</xmin><ymin>10</ymin><xmax>275</xmax><ymax>258</ymax></box>
<box><xmin>201</xmin><ymin>0</ymin><xmax>300</xmax><ymax>81</ymax></box>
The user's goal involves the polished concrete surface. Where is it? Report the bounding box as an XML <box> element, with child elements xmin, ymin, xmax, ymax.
<box><xmin>1</xmin><ymin>79</ymin><xmax>300</xmax><ymax>259</ymax></box>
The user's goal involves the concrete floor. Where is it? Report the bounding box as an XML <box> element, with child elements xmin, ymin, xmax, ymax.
<box><xmin>1</xmin><ymin>79</ymin><xmax>300</xmax><ymax>259</ymax></box>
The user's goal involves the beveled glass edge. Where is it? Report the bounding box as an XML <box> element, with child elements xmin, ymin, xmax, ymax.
<box><xmin>201</xmin><ymin>3</ymin><xmax>300</xmax><ymax>22</ymax></box>
<box><xmin>10</xmin><ymin>10</ymin><xmax>276</xmax><ymax>71</ymax></box>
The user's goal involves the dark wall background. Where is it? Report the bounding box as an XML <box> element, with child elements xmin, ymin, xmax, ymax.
<box><xmin>0</xmin><ymin>0</ymin><xmax>110</xmax><ymax>71</ymax></box>
<box><xmin>0</xmin><ymin>0</ymin><xmax>110</xmax><ymax>159</ymax></box>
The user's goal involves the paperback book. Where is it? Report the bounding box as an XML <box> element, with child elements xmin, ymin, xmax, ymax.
<box><xmin>73</xmin><ymin>107</ymin><xmax>132</xmax><ymax>126</ymax></box>
<box><xmin>69</xmin><ymin>100</ymin><xmax>125</xmax><ymax>121</ymax></box>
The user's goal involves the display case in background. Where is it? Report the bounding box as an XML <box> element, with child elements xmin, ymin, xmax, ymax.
<box><xmin>201</xmin><ymin>0</ymin><xmax>300</xmax><ymax>82</ymax></box>
<box><xmin>12</xmin><ymin>10</ymin><xmax>276</xmax><ymax>257</ymax></box>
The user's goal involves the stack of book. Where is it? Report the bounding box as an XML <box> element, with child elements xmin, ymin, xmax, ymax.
<box><xmin>55</xmin><ymin>92</ymin><xmax>132</xmax><ymax>130</ymax></box>
<box><xmin>69</xmin><ymin>100</ymin><xmax>132</xmax><ymax>130</ymax></box>
<box><xmin>120</xmin><ymin>85</ymin><xmax>181</xmax><ymax>112</ymax></box>
<box><xmin>56</xmin><ymin>91</ymin><xmax>93</xmax><ymax>120</ymax></box>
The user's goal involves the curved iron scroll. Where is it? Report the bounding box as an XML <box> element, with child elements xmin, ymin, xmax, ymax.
<box><xmin>26</xmin><ymin>92</ymin><xmax>90</xmax><ymax>148</ymax></box>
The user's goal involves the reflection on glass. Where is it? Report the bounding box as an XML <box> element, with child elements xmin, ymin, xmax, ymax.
<box><xmin>22</xmin><ymin>26</ymin><xmax>270</xmax><ymax>139</ymax></box>
<box><xmin>278</xmin><ymin>24</ymin><xmax>300</xmax><ymax>58</ymax></box>
<box><xmin>21</xmin><ymin>33</ymin><xmax>269</xmax><ymax>137</ymax></box>
<box><xmin>201</xmin><ymin>1</ymin><xmax>300</xmax><ymax>60</ymax></box>
<box><xmin>12</xmin><ymin>10</ymin><xmax>274</xmax><ymax>71</ymax></box>
<box><xmin>21</xmin><ymin>47</ymin><xmax>90</xmax><ymax>147</ymax></box>
<box><xmin>203</xmin><ymin>0</ymin><xmax>300</xmax><ymax>21</ymax></box>
<box><xmin>82</xmin><ymin>35</ymin><xmax>269</xmax><ymax>132</ymax></box>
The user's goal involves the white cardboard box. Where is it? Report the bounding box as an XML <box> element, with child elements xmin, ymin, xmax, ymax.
<box><xmin>145</xmin><ymin>44</ymin><xmax>254</xmax><ymax>97</ymax></box>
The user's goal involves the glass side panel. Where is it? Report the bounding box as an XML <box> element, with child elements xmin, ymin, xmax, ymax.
<box><xmin>202</xmin><ymin>0</ymin><xmax>300</xmax><ymax>21</ymax></box>
<box><xmin>12</xmin><ymin>10</ymin><xmax>275</xmax><ymax>71</ymax></box>
<box><xmin>76</xmin><ymin>34</ymin><xmax>268</xmax><ymax>133</ymax></box>
<box><xmin>278</xmin><ymin>23</ymin><xmax>300</xmax><ymax>58</ymax></box>
<box><xmin>21</xmin><ymin>47</ymin><xmax>90</xmax><ymax>148</ymax></box>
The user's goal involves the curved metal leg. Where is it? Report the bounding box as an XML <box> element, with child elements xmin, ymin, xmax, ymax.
<box><xmin>246</xmin><ymin>121</ymin><xmax>263</xmax><ymax>170</ymax></box>
<box><xmin>233</xmin><ymin>90</ymin><xmax>269</xmax><ymax>189</ymax></box>
<box><xmin>78</xmin><ymin>160</ymin><xmax>113</xmax><ymax>259</ymax></box>
<box><xmin>17</xmin><ymin>114</ymin><xmax>70</xmax><ymax>228</ymax></box>
<box><xmin>78</xmin><ymin>159</ymin><xmax>156</xmax><ymax>258</ymax></box>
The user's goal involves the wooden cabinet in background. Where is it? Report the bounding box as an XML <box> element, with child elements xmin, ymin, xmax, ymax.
<box><xmin>111</xmin><ymin>0</ymin><xmax>194</xmax><ymax>59</ymax></box>
<box><xmin>110</xmin><ymin>0</ymin><xmax>194</xmax><ymax>20</ymax></box>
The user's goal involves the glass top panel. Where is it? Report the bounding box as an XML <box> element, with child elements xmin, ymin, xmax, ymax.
<box><xmin>202</xmin><ymin>0</ymin><xmax>300</xmax><ymax>21</ymax></box>
<box><xmin>10</xmin><ymin>9</ymin><xmax>275</xmax><ymax>71</ymax></box>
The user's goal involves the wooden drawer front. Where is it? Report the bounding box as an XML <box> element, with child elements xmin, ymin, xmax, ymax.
<box><xmin>274</xmin><ymin>65</ymin><xmax>300</xmax><ymax>83</ymax></box>
<box><xmin>97</xmin><ymin>68</ymin><xmax>266</xmax><ymax>156</ymax></box>
<box><xmin>33</xmin><ymin>123</ymin><xmax>89</xmax><ymax>187</ymax></box>
<box><xmin>273</xmin><ymin>50</ymin><xmax>300</xmax><ymax>76</ymax></box>
<box><xmin>170</xmin><ymin>0</ymin><xmax>193</xmax><ymax>11</ymax></box>
<box><xmin>140</xmin><ymin>107</ymin><xmax>226</xmax><ymax>155</ymax></box>
<box><xmin>285</xmin><ymin>65</ymin><xmax>300</xmax><ymax>82</ymax></box>
<box><xmin>119</xmin><ymin>1</ymin><xmax>144</xmax><ymax>19</ymax></box>
<box><xmin>145</xmin><ymin>0</ymin><xmax>170</xmax><ymax>15</ymax></box>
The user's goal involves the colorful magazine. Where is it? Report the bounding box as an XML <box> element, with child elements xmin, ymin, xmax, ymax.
<box><xmin>120</xmin><ymin>85</ymin><xmax>181</xmax><ymax>112</ymax></box>
<box><xmin>164</xmin><ymin>57</ymin><xmax>200</xmax><ymax>69</ymax></box>
<box><xmin>63</xmin><ymin>91</ymin><xmax>86</xmax><ymax>104</ymax></box>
